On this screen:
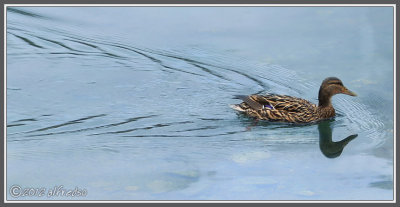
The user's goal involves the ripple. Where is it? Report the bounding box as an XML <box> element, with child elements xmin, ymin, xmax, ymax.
<box><xmin>7</xmin><ymin>7</ymin><xmax>48</xmax><ymax>19</ymax></box>
<box><xmin>336</xmin><ymin>96</ymin><xmax>386</xmax><ymax>147</ymax></box>
<box><xmin>6</xmin><ymin>7</ymin><xmax>389</xmax><ymax>152</ymax></box>
<box><xmin>19</xmin><ymin>115</ymin><xmax>159</xmax><ymax>138</ymax></box>
<box><xmin>26</xmin><ymin>114</ymin><xmax>107</xmax><ymax>133</ymax></box>
<box><xmin>90</xmin><ymin>120</ymin><xmax>194</xmax><ymax>136</ymax></box>
<box><xmin>9</xmin><ymin>33</ymin><xmax>44</xmax><ymax>49</ymax></box>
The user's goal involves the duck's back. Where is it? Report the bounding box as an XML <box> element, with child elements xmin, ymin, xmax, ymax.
<box><xmin>233</xmin><ymin>94</ymin><xmax>319</xmax><ymax>123</ymax></box>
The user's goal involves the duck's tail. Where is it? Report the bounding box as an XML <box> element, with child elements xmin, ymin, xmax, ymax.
<box><xmin>231</xmin><ymin>95</ymin><xmax>248</xmax><ymax>112</ymax></box>
<box><xmin>229</xmin><ymin>104</ymin><xmax>246</xmax><ymax>112</ymax></box>
<box><xmin>233</xmin><ymin>95</ymin><xmax>248</xmax><ymax>100</ymax></box>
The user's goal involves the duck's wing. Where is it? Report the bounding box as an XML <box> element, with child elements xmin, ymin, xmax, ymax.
<box><xmin>246</xmin><ymin>94</ymin><xmax>315</xmax><ymax>113</ymax></box>
<box><xmin>234</xmin><ymin>95</ymin><xmax>264</xmax><ymax>110</ymax></box>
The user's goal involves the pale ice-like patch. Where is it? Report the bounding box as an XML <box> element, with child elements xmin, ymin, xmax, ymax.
<box><xmin>231</xmin><ymin>151</ymin><xmax>271</xmax><ymax>164</ymax></box>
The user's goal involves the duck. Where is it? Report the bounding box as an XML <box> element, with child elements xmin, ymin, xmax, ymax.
<box><xmin>230</xmin><ymin>77</ymin><xmax>357</xmax><ymax>123</ymax></box>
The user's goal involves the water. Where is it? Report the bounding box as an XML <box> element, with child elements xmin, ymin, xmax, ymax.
<box><xmin>6</xmin><ymin>6</ymin><xmax>394</xmax><ymax>200</ymax></box>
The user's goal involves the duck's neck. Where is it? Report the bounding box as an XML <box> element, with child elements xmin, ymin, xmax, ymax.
<box><xmin>318</xmin><ymin>90</ymin><xmax>335</xmax><ymax>118</ymax></box>
<box><xmin>318</xmin><ymin>96</ymin><xmax>332</xmax><ymax>107</ymax></box>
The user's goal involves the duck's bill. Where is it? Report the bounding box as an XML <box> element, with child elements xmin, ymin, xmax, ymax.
<box><xmin>343</xmin><ymin>88</ymin><xmax>357</xmax><ymax>96</ymax></box>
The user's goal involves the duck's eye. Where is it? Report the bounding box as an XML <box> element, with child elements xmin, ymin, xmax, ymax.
<box><xmin>329</xmin><ymin>81</ymin><xmax>343</xmax><ymax>86</ymax></box>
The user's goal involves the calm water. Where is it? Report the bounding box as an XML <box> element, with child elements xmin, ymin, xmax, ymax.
<box><xmin>6</xmin><ymin>7</ymin><xmax>394</xmax><ymax>200</ymax></box>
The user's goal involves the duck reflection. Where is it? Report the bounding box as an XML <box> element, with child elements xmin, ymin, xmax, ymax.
<box><xmin>318</xmin><ymin>120</ymin><xmax>358</xmax><ymax>158</ymax></box>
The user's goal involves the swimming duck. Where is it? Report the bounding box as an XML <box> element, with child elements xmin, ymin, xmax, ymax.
<box><xmin>231</xmin><ymin>77</ymin><xmax>357</xmax><ymax>123</ymax></box>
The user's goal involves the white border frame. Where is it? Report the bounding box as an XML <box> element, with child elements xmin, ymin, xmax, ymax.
<box><xmin>3</xmin><ymin>4</ymin><xmax>397</xmax><ymax>203</ymax></box>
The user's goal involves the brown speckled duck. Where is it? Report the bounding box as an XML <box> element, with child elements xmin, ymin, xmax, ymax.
<box><xmin>231</xmin><ymin>77</ymin><xmax>357</xmax><ymax>123</ymax></box>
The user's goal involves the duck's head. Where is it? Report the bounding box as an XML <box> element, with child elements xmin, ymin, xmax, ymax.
<box><xmin>318</xmin><ymin>77</ymin><xmax>356</xmax><ymax>106</ymax></box>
